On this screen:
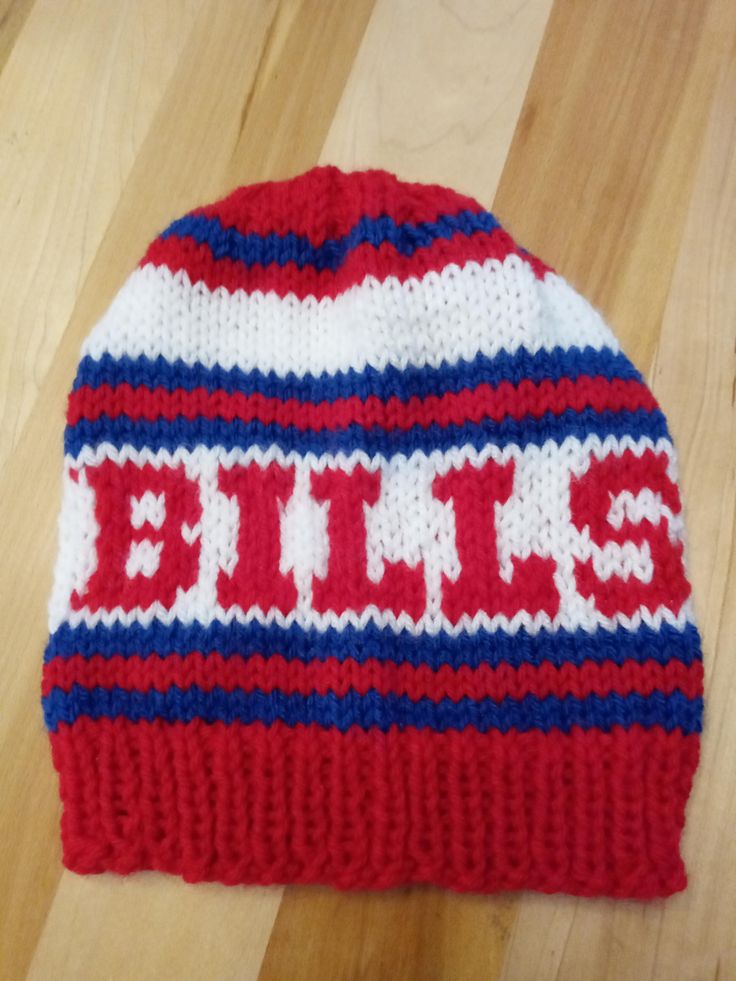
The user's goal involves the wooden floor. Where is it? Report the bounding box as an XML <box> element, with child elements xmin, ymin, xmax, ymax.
<box><xmin>1</xmin><ymin>1</ymin><xmax>735</xmax><ymax>978</ymax></box>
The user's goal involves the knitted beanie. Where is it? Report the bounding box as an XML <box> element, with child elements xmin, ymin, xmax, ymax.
<box><xmin>42</xmin><ymin>165</ymin><xmax>703</xmax><ymax>899</ymax></box>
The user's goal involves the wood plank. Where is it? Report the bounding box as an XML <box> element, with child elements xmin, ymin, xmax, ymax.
<box><xmin>260</xmin><ymin>886</ymin><xmax>516</xmax><ymax>981</ymax></box>
<box><xmin>0</xmin><ymin>3</ymin><xmax>204</xmax><ymax>977</ymax></box>
<box><xmin>0</xmin><ymin>0</ymin><xmax>35</xmax><ymax>76</ymax></box>
<box><xmin>321</xmin><ymin>0</ymin><xmax>553</xmax><ymax>200</ymax></box>
<box><xmin>0</xmin><ymin>0</ymin><xmax>200</xmax><ymax>471</ymax></box>
<box><xmin>27</xmin><ymin>874</ymin><xmax>282</xmax><ymax>981</ymax></box>
<box><xmin>223</xmin><ymin>0</ymin><xmax>375</xmax><ymax>185</ymax></box>
<box><xmin>499</xmin><ymin>17</ymin><xmax>736</xmax><ymax>981</ymax></box>
<box><xmin>494</xmin><ymin>0</ymin><xmax>735</xmax><ymax>372</ymax></box>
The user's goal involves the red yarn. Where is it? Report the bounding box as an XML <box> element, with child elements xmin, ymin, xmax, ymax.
<box><xmin>67</xmin><ymin>377</ymin><xmax>656</xmax><ymax>429</ymax></box>
<box><xmin>196</xmin><ymin>166</ymin><xmax>485</xmax><ymax>241</ymax></box>
<box><xmin>50</xmin><ymin>718</ymin><xmax>700</xmax><ymax>898</ymax></box>
<box><xmin>43</xmin><ymin>653</ymin><xmax>703</xmax><ymax>702</ymax></box>
<box><xmin>142</xmin><ymin>228</ymin><xmax>546</xmax><ymax>301</ymax></box>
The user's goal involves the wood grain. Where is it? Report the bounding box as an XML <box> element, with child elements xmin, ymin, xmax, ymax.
<box><xmin>0</xmin><ymin>0</ymin><xmax>201</xmax><ymax>470</ymax></box>
<box><xmin>27</xmin><ymin>874</ymin><xmax>282</xmax><ymax>981</ymax></box>
<box><xmin>495</xmin><ymin>0</ymin><xmax>736</xmax><ymax>371</ymax></box>
<box><xmin>260</xmin><ymin>886</ymin><xmax>516</xmax><ymax>981</ymax></box>
<box><xmin>1</xmin><ymin>1</ymin><xmax>734</xmax><ymax>979</ymax></box>
<box><xmin>0</xmin><ymin>0</ymin><xmax>34</xmax><ymax>76</ymax></box>
<box><xmin>322</xmin><ymin>0</ymin><xmax>553</xmax><ymax>199</ymax></box>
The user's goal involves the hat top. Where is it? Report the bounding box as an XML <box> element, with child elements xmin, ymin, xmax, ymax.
<box><xmin>193</xmin><ymin>165</ymin><xmax>487</xmax><ymax>243</ymax></box>
<box><xmin>141</xmin><ymin>165</ymin><xmax>547</xmax><ymax>300</ymax></box>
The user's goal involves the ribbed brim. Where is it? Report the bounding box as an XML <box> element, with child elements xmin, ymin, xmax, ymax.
<box><xmin>50</xmin><ymin>718</ymin><xmax>699</xmax><ymax>898</ymax></box>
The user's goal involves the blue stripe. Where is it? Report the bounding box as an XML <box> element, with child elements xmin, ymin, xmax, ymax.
<box><xmin>160</xmin><ymin>209</ymin><xmax>501</xmax><ymax>272</ymax></box>
<box><xmin>72</xmin><ymin>347</ymin><xmax>642</xmax><ymax>401</ymax></box>
<box><xmin>64</xmin><ymin>408</ymin><xmax>668</xmax><ymax>457</ymax></box>
<box><xmin>42</xmin><ymin>684</ymin><xmax>702</xmax><ymax>735</ymax></box>
<box><xmin>44</xmin><ymin>620</ymin><xmax>702</xmax><ymax>670</ymax></box>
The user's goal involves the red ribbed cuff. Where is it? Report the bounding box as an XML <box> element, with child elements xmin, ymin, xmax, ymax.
<box><xmin>49</xmin><ymin>719</ymin><xmax>699</xmax><ymax>898</ymax></box>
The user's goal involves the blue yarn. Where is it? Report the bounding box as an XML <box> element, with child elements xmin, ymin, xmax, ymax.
<box><xmin>72</xmin><ymin>347</ymin><xmax>643</xmax><ymax>401</ymax></box>
<box><xmin>44</xmin><ymin>620</ymin><xmax>702</xmax><ymax>670</ymax></box>
<box><xmin>42</xmin><ymin>684</ymin><xmax>703</xmax><ymax>735</ymax></box>
<box><xmin>64</xmin><ymin>408</ymin><xmax>668</xmax><ymax>457</ymax></box>
<box><xmin>159</xmin><ymin>209</ymin><xmax>501</xmax><ymax>272</ymax></box>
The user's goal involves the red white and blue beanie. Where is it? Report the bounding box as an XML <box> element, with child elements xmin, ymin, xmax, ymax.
<box><xmin>42</xmin><ymin>166</ymin><xmax>703</xmax><ymax>898</ymax></box>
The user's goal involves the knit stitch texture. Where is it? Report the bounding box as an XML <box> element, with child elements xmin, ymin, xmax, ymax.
<box><xmin>42</xmin><ymin>165</ymin><xmax>703</xmax><ymax>898</ymax></box>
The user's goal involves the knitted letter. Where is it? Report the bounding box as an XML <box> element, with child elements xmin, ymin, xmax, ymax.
<box><xmin>433</xmin><ymin>459</ymin><xmax>559</xmax><ymax>622</ymax></box>
<box><xmin>71</xmin><ymin>460</ymin><xmax>202</xmax><ymax>612</ymax></box>
<box><xmin>311</xmin><ymin>466</ymin><xmax>426</xmax><ymax>619</ymax></box>
<box><xmin>570</xmin><ymin>449</ymin><xmax>691</xmax><ymax>617</ymax></box>
<box><xmin>217</xmin><ymin>462</ymin><xmax>297</xmax><ymax>614</ymax></box>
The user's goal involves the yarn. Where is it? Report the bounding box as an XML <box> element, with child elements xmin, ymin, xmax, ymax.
<box><xmin>42</xmin><ymin>165</ymin><xmax>702</xmax><ymax>898</ymax></box>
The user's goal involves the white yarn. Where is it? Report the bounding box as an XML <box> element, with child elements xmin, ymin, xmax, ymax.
<box><xmin>81</xmin><ymin>256</ymin><xmax>619</xmax><ymax>375</ymax></box>
<box><xmin>48</xmin><ymin>435</ymin><xmax>689</xmax><ymax>636</ymax></box>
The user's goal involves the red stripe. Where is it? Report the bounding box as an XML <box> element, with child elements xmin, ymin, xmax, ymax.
<box><xmin>140</xmin><ymin>226</ymin><xmax>550</xmax><ymax>301</ymax></box>
<box><xmin>42</xmin><ymin>653</ymin><xmax>703</xmax><ymax>701</ymax></box>
<box><xmin>195</xmin><ymin>166</ymin><xmax>486</xmax><ymax>241</ymax></box>
<box><xmin>50</xmin><ymin>718</ymin><xmax>699</xmax><ymax>896</ymax></box>
<box><xmin>67</xmin><ymin>377</ymin><xmax>655</xmax><ymax>429</ymax></box>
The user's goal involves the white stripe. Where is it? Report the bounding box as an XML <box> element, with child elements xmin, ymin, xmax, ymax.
<box><xmin>81</xmin><ymin>255</ymin><xmax>619</xmax><ymax>375</ymax></box>
<box><xmin>63</xmin><ymin>433</ymin><xmax>680</xmax><ymax>480</ymax></box>
<box><xmin>56</xmin><ymin>598</ymin><xmax>695</xmax><ymax>639</ymax></box>
<box><xmin>48</xmin><ymin>435</ymin><xmax>691</xmax><ymax>637</ymax></box>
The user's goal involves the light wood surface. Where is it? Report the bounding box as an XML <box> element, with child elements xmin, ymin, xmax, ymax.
<box><xmin>1</xmin><ymin>2</ymin><xmax>734</xmax><ymax>978</ymax></box>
